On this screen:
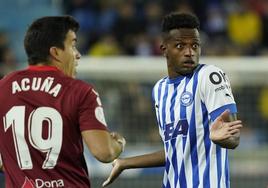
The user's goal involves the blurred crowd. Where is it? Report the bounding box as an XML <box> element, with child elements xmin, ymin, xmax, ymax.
<box><xmin>1</xmin><ymin>0</ymin><xmax>268</xmax><ymax>72</ymax></box>
<box><xmin>0</xmin><ymin>31</ymin><xmax>16</xmax><ymax>78</ymax></box>
<box><xmin>62</xmin><ymin>0</ymin><xmax>268</xmax><ymax>56</ymax></box>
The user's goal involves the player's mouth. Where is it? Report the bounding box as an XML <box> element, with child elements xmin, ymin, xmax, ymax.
<box><xmin>183</xmin><ymin>60</ymin><xmax>195</xmax><ymax>68</ymax></box>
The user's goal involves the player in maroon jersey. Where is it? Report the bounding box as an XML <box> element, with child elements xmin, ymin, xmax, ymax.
<box><xmin>0</xmin><ymin>16</ymin><xmax>126</xmax><ymax>188</ymax></box>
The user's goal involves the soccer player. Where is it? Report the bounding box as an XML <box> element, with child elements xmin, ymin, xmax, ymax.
<box><xmin>103</xmin><ymin>12</ymin><xmax>243</xmax><ymax>188</ymax></box>
<box><xmin>0</xmin><ymin>16</ymin><xmax>126</xmax><ymax>187</ymax></box>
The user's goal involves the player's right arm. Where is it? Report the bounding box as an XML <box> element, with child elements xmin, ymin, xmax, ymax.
<box><xmin>82</xmin><ymin>130</ymin><xmax>125</xmax><ymax>163</ymax></box>
<box><xmin>102</xmin><ymin>149</ymin><xmax>165</xmax><ymax>187</ymax></box>
<box><xmin>78</xmin><ymin>85</ymin><xmax>126</xmax><ymax>163</ymax></box>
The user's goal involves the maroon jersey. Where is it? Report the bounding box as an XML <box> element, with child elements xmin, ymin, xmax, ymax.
<box><xmin>0</xmin><ymin>66</ymin><xmax>108</xmax><ymax>188</ymax></box>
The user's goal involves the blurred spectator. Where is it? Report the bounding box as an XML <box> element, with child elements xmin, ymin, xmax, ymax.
<box><xmin>205</xmin><ymin>4</ymin><xmax>226</xmax><ymax>40</ymax></box>
<box><xmin>89</xmin><ymin>34</ymin><xmax>122</xmax><ymax>56</ymax></box>
<box><xmin>0</xmin><ymin>31</ymin><xmax>17</xmax><ymax>78</ymax></box>
<box><xmin>258</xmin><ymin>0</ymin><xmax>268</xmax><ymax>53</ymax></box>
<box><xmin>227</xmin><ymin>0</ymin><xmax>262</xmax><ymax>55</ymax></box>
<box><xmin>134</xmin><ymin>33</ymin><xmax>153</xmax><ymax>56</ymax></box>
<box><xmin>112</xmin><ymin>2</ymin><xmax>144</xmax><ymax>55</ymax></box>
<box><xmin>97</xmin><ymin>0</ymin><xmax>119</xmax><ymax>34</ymax></box>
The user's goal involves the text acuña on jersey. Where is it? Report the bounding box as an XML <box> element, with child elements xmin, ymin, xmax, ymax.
<box><xmin>12</xmin><ymin>77</ymin><xmax>62</xmax><ymax>97</ymax></box>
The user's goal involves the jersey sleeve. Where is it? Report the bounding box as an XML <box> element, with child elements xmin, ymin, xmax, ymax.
<box><xmin>199</xmin><ymin>65</ymin><xmax>237</xmax><ymax>121</ymax></box>
<box><xmin>78</xmin><ymin>87</ymin><xmax>108</xmax><ymax>131</ymax></box>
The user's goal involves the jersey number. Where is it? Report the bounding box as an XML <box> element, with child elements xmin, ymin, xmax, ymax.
<box><xmin>3</xmin><ymin>106</ymin><xmax>63</xmax><ymax>170</ymax></box>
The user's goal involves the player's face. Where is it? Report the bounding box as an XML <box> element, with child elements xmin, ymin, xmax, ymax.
<box><xmin>59</xmin><ymin>30</ymin><xmax>81</xmax><ymax>78</ymax></box>
<box><xmin>161</xmin><ymin>28</ymin><xmax>201</xmax><ymax>78</ymax></box>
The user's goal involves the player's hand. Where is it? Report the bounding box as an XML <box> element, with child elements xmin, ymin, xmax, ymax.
<box><xmin>210</xmin><ymin>110</ymin><xmax>243</xmax><ymax>142</ymax></box>
<box><xmin>110</xmin><ymin>132</ymin><xmax>126</xmax><ymax>152</ymax></box>
<box><xmin>102</xmin><ymin>159</ymin><xmax>124</xmax><ymax>187</ymax></box>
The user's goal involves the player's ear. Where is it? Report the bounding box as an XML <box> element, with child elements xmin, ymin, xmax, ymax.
<box><xmin>160</xmin><ymin>44</ymin><xmax>167</xmax><ymax>57</ymax></box>
<box><xmin>49</xmin><ymin>47</ymin><xmax>61</xmax><ymax>62</ymax></box>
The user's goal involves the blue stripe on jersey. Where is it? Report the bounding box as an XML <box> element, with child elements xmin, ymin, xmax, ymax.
<box><xmin>216</xmin><ymin>145</ymin><xmax>222</xmax><ymax>188</ymax></box>
<box><xmin>178</xmin><ymin>77</ymin><xmax>191</xmax><ymax>188</ymax></box>
<box><xmin>171</xmin><ymin>138</ymin><xmax>178</xmax><ymax>186</ymax></box>
<box><xmin>179</xmin><ymin>161</ymin><xmax>187</xmax><ymax>188</ymax></box>
<box><xmin>170</xmin><ymin>83</ymin><xmax>179</xmax><ymax>186</ymax></box>
<box><xmin>170</xmin><ymin>83</ymin><xmax>179</xmax><ymax>122</ymax></box>
<box><xmin>201</xmin><ymin>102</ymin><xmax>211</xmax><ymax>188</ymax></box>
<box><xmin>210</xmin><ymin>103</ymin><xmax>237</xmax><ymax>121</ymax></box>
<box><xmin>225</xmin><ymin>150</ymin><xmax>230</xmax><ymax>188</ymax></box>
<box><xmin>181</xmin><ymin>76</ymin><xmax>190</xmax><ymax>152</ymax></box>
<box><xmin>165</xmin><ymin>180</ymin><xmax>171</xmax><ymax>188</ymax></box>
<box><xmin>161</xmin><ymin>82</ymin><xmax>169</xmax><ymax>128</ymax></box>
<box><xmin>165</xmin><ymin>142</ymin><xmax>170</xmax><ymax>175</ymax></box>
<box><xmin>189</xmin><ymin>70</ymin><xmax>200</xmax><ymax>187</ymax></box>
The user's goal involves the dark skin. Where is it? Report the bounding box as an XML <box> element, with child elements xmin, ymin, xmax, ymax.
<box><xmin>102</xmin><ymin>28</ymin><xmax>242</xmax><ymax>187</ymax></box>
<box><xmin>160</xmin><ymin>28</ymin><xmax>201</xmax><ymax>78</ymax></box>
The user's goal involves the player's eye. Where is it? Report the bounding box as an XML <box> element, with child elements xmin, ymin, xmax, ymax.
<box><xmin>176</xmin><ymin>43</ymin><xmax>184</xmax><ymax>49</ymax></box>
<box><xmin>192</xmin><ymin>43</ymin><xmax>200</xmax><ymax>49</ymax></box>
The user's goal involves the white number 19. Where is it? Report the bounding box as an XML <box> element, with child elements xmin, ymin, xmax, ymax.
<box><xmin>3</xmin><ymin>106</ymin><xmax>63</xmax><ymax>170</ymax></box>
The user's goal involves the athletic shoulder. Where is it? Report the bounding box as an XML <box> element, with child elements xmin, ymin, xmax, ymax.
<box><xmin>152</xmin><ymin>77</ymin><xmax>167</xmax><ymax>102</ymax></box>
<box><xmin>198</xmin><ymin>64</ymin><xmax>225</xmax><ymax>77</ymax></box>
<box><xmin>153</xmin><ymin>77</ymin><xmax>167</xmax><ymax>90</ymax></box>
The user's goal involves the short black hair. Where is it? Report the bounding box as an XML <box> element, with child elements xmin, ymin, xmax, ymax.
<box><xmin>162</xmin><ymin>12</ymin><xmax>200</xmax><ymax>33</ymax></box>
<box><xmin>24</xmin><ymin>15</ymin><xmax>79</xmax><ymax>65</ymax></box>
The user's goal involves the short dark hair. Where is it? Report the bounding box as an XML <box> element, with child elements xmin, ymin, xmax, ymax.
<box><xmin>24</xmin><ymin>15</ymin><xmax>79</xmax><ymax>65</ymax></box>
<box><xmin>161</xmin><ymin>12</ymin><xmax>200</xmax><ymax>33</ymax></box>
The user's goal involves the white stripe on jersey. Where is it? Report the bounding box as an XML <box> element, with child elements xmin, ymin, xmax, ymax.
<box><xmin>152</xmin><ymin>64</ymin><xmax>237</xmax><ymax>188</ymax></box>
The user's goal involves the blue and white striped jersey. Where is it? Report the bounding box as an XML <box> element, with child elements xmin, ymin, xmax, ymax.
<box><xmin>152</xmin><ymin>64</ymin><xmax>237</xmax><ymax>188</ymax></box>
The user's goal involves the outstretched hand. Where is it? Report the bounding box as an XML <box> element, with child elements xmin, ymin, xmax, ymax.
<box><xmin>210</xmin><ymin>110</ymin><xmax>242</xmax><ymax>142</ymax></box>
<box><xmin>102</xmin><ymin>159</ymin><xmax>124</xmax><ymax>187</ymax></box>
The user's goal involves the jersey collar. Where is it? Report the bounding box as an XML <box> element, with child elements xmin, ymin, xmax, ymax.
<box><xmin>27</xmin><ymin>65</ymin><xmax>60</xmax><ymax>72</ymax></box>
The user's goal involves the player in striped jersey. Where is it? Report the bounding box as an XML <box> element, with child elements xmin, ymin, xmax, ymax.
<box><xmin>103</xmin><ymin>12</ymin><xmax>242</xmax><ymax>188</ymax></box>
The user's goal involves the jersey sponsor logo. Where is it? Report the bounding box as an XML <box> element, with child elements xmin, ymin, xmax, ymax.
<box><xmin>180</xmin><ymin>91</ymin><xmax>193</xmax><ymax>106</ymax></box>
<box><xmin>22</xmin><ymin>177</ymin><xmax>35</xmax><ymax>188</ymax></box>
<box><xmin>35</xmin><ymin>178</ymin><xmax>64</xmax><ymax>188</ymax></box>
<box><xmin>164</xmin><ymin>120</ymin><xmax>189</xmax><ymax>141</ymax></box>
<box><xmin>214</xmin><ymin>84</ymin><xmax>231</xmax><ymax>92</ymax></box>
<box><xmin>12</xmin><ymin>77</ymin><xmax>62</xmax><ymax>97</ymax></box>
<box><xmin>209</xmin><ymin>70</ymin><xmax>227</xmax><ymax>85</ymax></box>
<box><xmin>22</xmin><ymin>177</ymin><xmax>65</xmax><ymax>188</ymax></box>
<box><xmin>209</xmin><ymin>70</ymin><xmax>232</xmax><ymax>94</ymax></box>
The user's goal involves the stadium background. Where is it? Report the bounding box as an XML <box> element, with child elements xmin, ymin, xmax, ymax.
<box><xmin>0</xmin><ymin>0</ymin><xmax>268</xmax><ymax>187</ymax></box>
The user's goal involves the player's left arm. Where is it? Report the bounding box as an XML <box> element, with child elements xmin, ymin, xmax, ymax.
<box><xmin>210</xmin><ymin>110</ymin><xmax>242</xmax><ymax>149</ymax></box>
<box><xmin>200</xmin><ymin>65</ymin><xmax>242</xmax><ymax>149</ymax></box>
